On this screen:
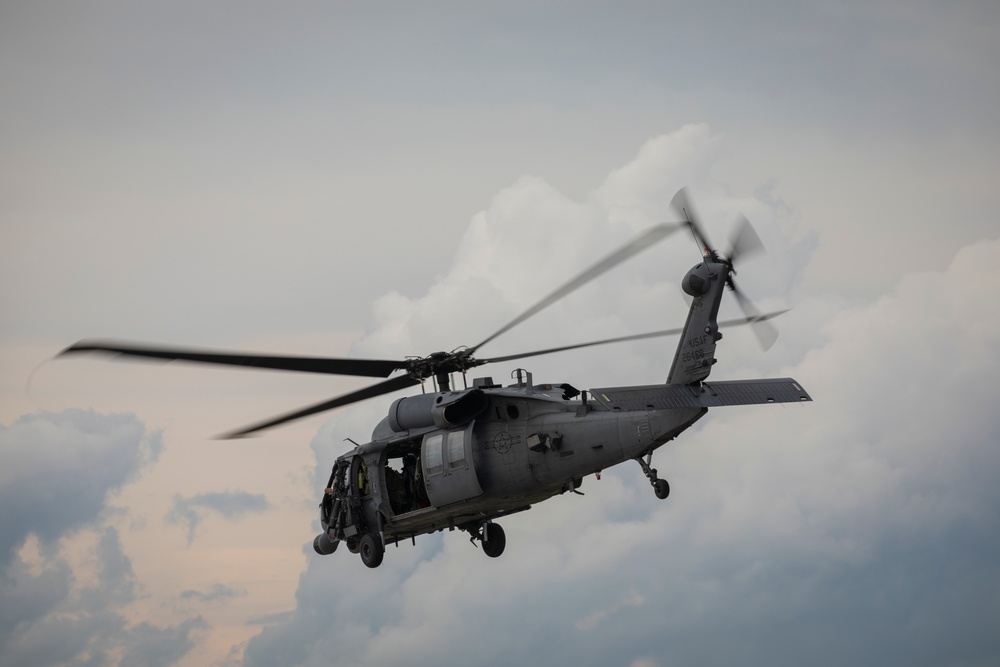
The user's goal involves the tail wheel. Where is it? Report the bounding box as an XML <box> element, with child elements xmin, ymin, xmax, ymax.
<box><xmin>359</xmin><ymin>532</ymin><xmax>384</xmax><ymax>568</ymax></box>
<box><xmin>481</xmin><ymin>523</ymin><xmax>506</xmax><ymax>558</ymax></box>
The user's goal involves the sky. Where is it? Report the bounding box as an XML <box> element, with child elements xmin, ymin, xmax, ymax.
<box><xmin>1</xmin><ymin>1</ymin><xmax>999</xmax><ymax>665</ymax></box>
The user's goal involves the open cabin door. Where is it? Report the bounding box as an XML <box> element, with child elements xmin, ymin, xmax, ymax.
<box><xmin>421</xmin><ymin>422</ymin><xmax>482</xmax><ymax>507</ymax></box>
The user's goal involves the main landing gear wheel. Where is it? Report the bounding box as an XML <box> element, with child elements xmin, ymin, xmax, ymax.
<box><xmin>636</xmin><ymin>454</ymin><xmax>670</xmax><ymax>500</ymax></box>
<box><xmin>359</xmin><ymin>532</ymin><xmax>384</xmax><ymax>568</ymax></box>
<box><xmin>481</xmin><ymin>523</ymin><xmax>506</xmax><ymax>558</ymax></box>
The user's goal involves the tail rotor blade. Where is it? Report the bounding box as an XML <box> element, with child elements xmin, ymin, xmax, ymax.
<box><xmin>727</xmin><ymin>214</ymin><xmax>765</xmax><ymax>265</ymax></box>
<box><xmin>731</xmin><ymin>283</ymin><xmax>779</xmax><ymax>351</ymax></box>
<box><xmin>670</xmin><ymin>187</ymin><xmax>714</xmax><ymax>254</ymax></box>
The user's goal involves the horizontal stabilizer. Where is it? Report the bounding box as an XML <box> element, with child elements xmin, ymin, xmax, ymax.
<box><xmin>590</xmin><ymin>378</ymin><xmax>811</xmax><ymax>412</ymax></box>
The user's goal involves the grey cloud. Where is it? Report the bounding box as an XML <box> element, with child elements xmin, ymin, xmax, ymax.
<box><xmin>166</xmin><ymin>491</ymin><xmax>270</xmax><ymax>545</ymax></box>
<box><xmin>79</xmin><ymin>526</ymin><xmax>137</xmax><ymax>609</ymax></box>
<box><xmin>180</xmin><ymin>583</ymin><xmax>244</xmax><ymax>603</ymax></box>
<box><xmin>0</xmin><ymin>556</ymin><xmax>74</xmax><ymax>654</ymax></box>
<box><xmin>119</xmin><ymin>617</ymin><xmax>208</xmax><ymax>667</ymax></box>
<box><xmin>0</xmin><ymin>410</ymin><xmax>161</xmax><ymax>565</ymax></box>
<box><xmin>0</xmin><ymin>411</ymin><xmax>204</xmax><ymax>667</ymax></box>
<box><xmin>0</xmin><ymin>531</ymin><xmax>205</xmax><ymax>667</ymax></box>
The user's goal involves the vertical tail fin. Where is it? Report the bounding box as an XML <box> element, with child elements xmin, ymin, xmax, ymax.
<box><xmin>666</xmin><ymin>260</ymin><xmax>730</xmax><ymax>386</ymax></box>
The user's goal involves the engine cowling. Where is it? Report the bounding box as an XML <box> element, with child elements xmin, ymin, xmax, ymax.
<box><xmin>387</xmin><ymin>388</ymin><xmax>489</xmax><ymax>433</ymax></box>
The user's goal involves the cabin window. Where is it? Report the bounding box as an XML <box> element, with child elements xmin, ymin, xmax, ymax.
<box><xmin>447</xmin><ymin>431</ymin><xmax>466</xmax><ymax>470</ymax></box>
<box><xmin>423</xmin><ymin>429</ymin><xmax>470</xmax><ymax>477</ymax></box>
<box><xmin>424</xmin><ymin>433</ymin><xmax>444</xmax><ymax>476</ymax></box>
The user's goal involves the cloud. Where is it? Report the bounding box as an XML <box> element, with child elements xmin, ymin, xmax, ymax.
<box><xmin>180</xmin><ymin>583</ymin><xmax>245</xmax><ymax>603</ymax></box>
<box><xmin>0</xmin><ymin>410</ymin><xmax>207</xmax><ymax>667</ymax></box>
<box><xmin>166</xmin><ymin>491</ymin><xmax>271</xmax><ymax>544</ymax></box>
<box><xmin>575</xmin><ymin>589</ymin><xmax>645</xmax><ymax>632</ymax></box>
<box><xmin>0</xmin><ymin>409</ymin><xmax>161</xmax><ymax>565</ymax></box>
<box><xmin>351</xmin><ymin>125</ymin><xmax>811</xmax><ymax>380</ymax></box>
<box><xmin>80</xmin><ymin>526</ymin><xmax>137</xmax><ymax>608</ymax></box>
<box><xmin>119</xmin><ymin>617</ymin><xmax>208</xmax><ymax>667</ymax></box>
<box><xmin>0</xmin><ymin>525</ymin><xmax>196</xmax><ymax>667</ymax></box>
<box><xmin>241</xmin><ymin>132</ymin><xmax>1000</xmax><ymax>667</ymax></box>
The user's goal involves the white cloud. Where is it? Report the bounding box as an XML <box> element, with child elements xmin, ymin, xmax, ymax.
<box><xmin>350</xmin><ymin>124</ymin><xmax>799</xmax><ymax>390</ymax></box>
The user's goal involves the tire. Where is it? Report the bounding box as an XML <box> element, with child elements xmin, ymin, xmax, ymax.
<box><xmin>359</xmin><ymin>532</ymin><xmax>384</xmax><ymax>568</ymax></box>
<box><xmin>654</xmin><ymin>478</ymin><xmax>670</xmax><ymax>500</ymax></box>
<box><xmin>481</xmin><ymin>523</ymin><xmax>506</xmax><ymax>558</ymax></box>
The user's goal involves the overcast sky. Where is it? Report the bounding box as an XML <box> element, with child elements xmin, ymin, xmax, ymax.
<box><xmin>2</xmin><ymin>2</ymin><xmax>999</xmax><ymax>666</ymax></box>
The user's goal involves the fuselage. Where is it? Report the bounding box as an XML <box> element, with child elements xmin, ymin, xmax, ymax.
<box><xmin>325</xmin><ymin>376</ymin><xmax>705</xmax><ymax>546</ymax></box>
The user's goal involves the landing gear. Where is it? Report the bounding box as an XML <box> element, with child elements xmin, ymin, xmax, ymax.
<box><xmin>467</xmin><ymin>522</ymin><xmax>506</xmax><ymax>558</ymax></box>
<box><xmin>636</xmin><ymin>452</ymin><xmax>670</xmax><ymax>500</ymax></box>
<box><xmin>359</xmin><ymin>532</ymin><xmax>384</xmax><ymax>568</ymax></box>
<box><xmin>481</xmin><ymin>522</ymin><xmax>506</xmax><ymax>558</ymax></box>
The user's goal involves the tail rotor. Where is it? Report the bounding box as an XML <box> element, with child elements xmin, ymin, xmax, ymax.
<box><xmin>670</xmin><ymin>188</ymin><xmax>779</xmax><ymax>351</ymax></box>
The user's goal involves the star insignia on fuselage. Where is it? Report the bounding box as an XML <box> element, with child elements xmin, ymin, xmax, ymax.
<box><xmin>486</xmin><ymin>431</ymin><xmax>519</xmax><ymax>455</ymax></box>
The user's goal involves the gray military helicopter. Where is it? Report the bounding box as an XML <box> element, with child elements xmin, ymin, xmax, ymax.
<box><xmin>61</xmin><ymin>189</ymin><xmax>811</xmax><ymax>568</ymax></box>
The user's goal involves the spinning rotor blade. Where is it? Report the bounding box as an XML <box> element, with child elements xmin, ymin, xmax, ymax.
<box><xmin>481</xmin><ymin>311</ymin><xmax>788</xmax><ymax>364</ymax></box>
<box><xmin>672</xmin><ymin>189</ymin><xmax>778</xmax><ymax>350</ymax></box>
<box><xmin>727</xmin><ymin>213</ymin><xmax>765</xmax><ymax>265</ymax></box>
<box><xmin>60</xmin><ymin>340</ymin><xmax>405</xmax><ymax>378</ymax></box>
<box><xmin>470</xmin><ymin>222</ymin><xmax>683</xmax><ymax>354</ymax></box>
<box><xmin>724</xmin><ymin>213</ymin><xmax>774</xmax><ymax>348</ymax></box>
<box><xmin>219</xmin><ymin>374</ymin><xmax>421</xmax><ymax>439</ymax></box>
<box><xmin>730</xmin><ymin>284</ymin><xmax>779</xmax><ymax>351</ymax></box>
<box><xmin>670</xmin><ymin>187</ymin><xmax>714</xmax><ymax>254</ymax></box>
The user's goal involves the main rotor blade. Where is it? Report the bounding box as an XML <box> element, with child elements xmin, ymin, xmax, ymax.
<box><xmin>219</xmin><ymin>374</ymin><xmax>421</xmax><ymax>439</ymax></box>
<box><xmin>60</xmin><ymin>340</ymin><xmax>406</xmax><ymax>378</ymax></box>
<box><xmin>469</xmin><ymin>222</ymin><xmax>682</xmax><ymax>354</ymax></box>
<box><xmin>727</xmin><ymin>213</ymin><xmax>765</xmax><ymax>265</ymax></box>
<box><xmin>670</xmin><ymin>187</ymin><xmax>714</xmax><ymax>253</ymax></box>
<box><xmin>730</xmin><ymin>284</ymin><xmax>779</xmax><ymax>351</ymax></box>
<box><xmin>481</xmin><ymin>311</ymin><xmax>789</xmax><ymax>364</ymax></box>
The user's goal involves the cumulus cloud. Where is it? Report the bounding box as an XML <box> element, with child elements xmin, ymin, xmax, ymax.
<box><xmin>0</xmin><ymin>410</ymin><xmax>207</xmax><ymax>667</ymax></box>
<box><xmin>241</xmin><ymin>131</ymin><xmax>1000</xmax><ymax>667</ymax></box>
<box><xmin>0</xmin><ymin>409</ymin><xmax>161</xmax><ymax>564</ymax></box>
<box><xmin>165</xmin><ymin>491</ymin><xmax>271</xmax><ymax>545</ymax></box>
<box><xmin>352</xmin><ymin>124</ymin><xmax>813</xmax><ymax>389</ymax></box>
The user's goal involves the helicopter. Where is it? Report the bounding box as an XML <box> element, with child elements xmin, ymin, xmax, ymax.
<box><xmin>60</xmin><ymin>188</ymin><xmax>811</xmax><ymax>568</ymax></box>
